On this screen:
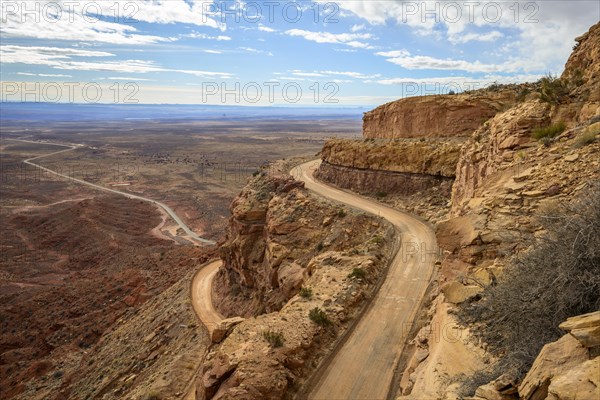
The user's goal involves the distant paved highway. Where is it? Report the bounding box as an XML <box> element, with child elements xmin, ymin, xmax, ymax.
<box><xmin>293</xmin><ymin>160</ymin><xmax>438</xmax><ymax>400</ymax></box>
<box><xmin>5</xmin><ymin>138</ymin><xmax>215</xmax><ymax>245</ymax></box>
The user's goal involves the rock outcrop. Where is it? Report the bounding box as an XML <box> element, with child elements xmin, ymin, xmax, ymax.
<box><xmin>451</xmin><ymin>101</ymin><xmax>551</xmax><ymax>211</ymax></box>
<box><xmin>215</xmin><ymin>174</ymin><xmax>311</xmax><ymax>317</ymax></box>
<box><xmin>557</xmin><ymin>21</ymin><xmax>600</xmax><ymax>124</ymax></box>
<box><xmin>214</xmin><ymin>171</ymin><xmax>395</xmax><ymax>318</ymax></box>
<box><xmin>317</xmin><ymin>162</ymin><xmax>454</xmax><ymax>197</ymax></box>
<box><xmin>321</xmin><ymin>138</ymin><xmax>462</xmax><ymax>177</ymax></box>
<box><xmin>518</xmin><ymin>312</ymin><xmax>600</xmax><ymax>400</ymax></box>
<box><xmin>363</xmin><ymin>90</ymin><xmax>518</xmax><ymax>139</ymax></box>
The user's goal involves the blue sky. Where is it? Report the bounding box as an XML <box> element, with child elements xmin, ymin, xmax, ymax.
<box><xmin>1</xmin><ymin>0</ymin><xmax>599</xmax><ymax>105</ymax></box>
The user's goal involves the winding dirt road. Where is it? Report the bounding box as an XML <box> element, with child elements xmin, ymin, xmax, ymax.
<box><xmin>190</xmin><ymin>260</ymin><xmax>225</xmax><ymax>335</ymax></box>
<box><xmin>293</xmin><ymin>160</ymin><xmax>438</xmax><ymax>400</ymax></box>
<box><xmin>5</xmin><ymin>138</ymin><xmax>215</xmax><ymax>245</ymax></box>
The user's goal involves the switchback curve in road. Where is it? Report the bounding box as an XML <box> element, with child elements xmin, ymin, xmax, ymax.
<box><xmin>292</xmin><ymin>159</ymin><xmax>438</xmax><ymax>400</ymax></box>
<box><xmin>190</xmin><ymin>259</ymin><xmax>225</xmax><ymax>335</ymax></box>
<box><xmin>5</xmin><ymin>138</ymin><xmax>215</xmax><ymax>245</ymax></box>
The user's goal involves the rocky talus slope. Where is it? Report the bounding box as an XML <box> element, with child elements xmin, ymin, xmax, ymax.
<box><xmin>197</xmin><ymin>170</ymin><xmax>394</xmax><ymax>399</ymax></box>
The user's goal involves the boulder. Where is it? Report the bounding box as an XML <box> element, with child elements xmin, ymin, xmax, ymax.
<box><xmin>211</xmin><ymin>317</ymin><xmax>245</xmax><ymax>343</ymax></box>
<box><xmin>559</xmin><ymin>311</ymin><xmax>600</xmax><ymax>348</ymax></box>
<box><xmin>547</xmin><ymin>357</ymin><xmax>600</xmax><ymax>400</ymax></box>
<box><xmin>519</xmin><ymin>334</ymin><xmax>588</xmax><ymax>400</ymax></box>
<box><xmin>436</xmin><ymin>215</ymin><xmax>484</xmax><ymax>253</ymax></box>
<box><xmin>441</xmin><ymin>281</ymin><xmax>482</xmax><ymax>304</ymax></box>
<box><xmin>200</xmin><ymin>352</ymin><xmax>238</xmax><ymax>399</ymax></box>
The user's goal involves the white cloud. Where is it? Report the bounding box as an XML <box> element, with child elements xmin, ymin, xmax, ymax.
<box><xmin>288</xmin><ymin>69</ymin><xmax>381</xmax><ymax>80</ymax></box>
<box><xmin>94</xmin><ymin>0</ymin><xmax>223</xmax><ymax>29</ymax></box>
<box><xmin>17</xmin><ymin>72</ymin><xmax>72</xmax><ymax>77</ymax></box>
<box><xmin>375</xmin><ymin>50</ymin><xmax>410</xmax><ymax>58</ymax></box>
<box><xmin>1</xmin><ymin>45</ymin><xmax>234</xmax><ymax>78</ymax></box>
<box><xmin>204</xmin><ymin>49</ymin><xmax>223</xmax><ymax>54</ymax></box>
<box><xmin>2</xmin><ymin>10</ymin><xmax>170</xmax><ymax>44</ymax></box>
<box><xmin>284</xmin><ymin>29</ymin><xmax>373</xmax><ymax>49</ymax></box>
<box><xmin>375</xmin><ymin>50</ymin><xmax>546</xmax><ymax>73</ymax></box>
<box><xmin>291</xmin><ymin>71</ymin><xmax>326</xmax><ymax>77</ymax></box>
<box><xmin>450</xmin><ymin>30</ymin><xmax>504</xmax><ymax>44</ymax></box>
<box><xmin>258</xmin><ymin>25</ymin><xmax>277</xmax><ymax>33</ymax></box>
<box><xmin>185</xmin><ymin>33</ymin><xmax>232</xmax><ymax>41</ymax></box>
<box><xmin>107</xmin><ymin>76</ymin><xmax>154</xmax><ymax>81</ymax></box>
<box><xmin>239</xmin><ymin>47</ymin><xmax>273</xmax><ymax>56</ymax></box>
<box><xmin>351</xmin><ymin>24</ymin><xmax>366</xmax><ymax>32</ymax></box>
<box><xmin>325</xmin><ymin>0</ymin><xmax>599</xmax><ymax>73</ymax></box>
<box><xmin>320</xmin><ymin>70</ymin><xmax>382</xmax><ymax>79</ymax></box>
<box><xmin>0</xmin><ymin>0</ymin><xmax>223</xmax><ymax>45</ymax></box>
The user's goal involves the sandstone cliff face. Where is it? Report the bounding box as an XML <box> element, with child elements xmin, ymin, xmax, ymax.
<box><xmin>321</xmin><ymin>138</ymin><xmax>462</xmax><ymax>177</ymax></box>
<box><xmin>319</xmin><ymin>87</ymin><xmax>521</xmax><ymax>201</ymax></box>
<box><xmin>317</xmin><ymin>138</ymin><xmax>460</xmax><ymax>196</ymax></box>
<box><xmin>363</xmin><ymin>90</ymin><xmax>516</xmax><ymax>139</ymax></box>
<box><xmin>317</xmin><ymin>162</ymin><xmax>454</xmax><ymax>197</ymax></box>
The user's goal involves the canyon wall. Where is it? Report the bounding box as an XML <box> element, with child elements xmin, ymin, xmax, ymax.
<box><xmin>363</xmin><ymin>90</ymin><xmax>517</xmax><ymax>139</ymax></box>
<box><xmin>317</xmin><ymin>87</ymin><xmax>525</xmax><ymax>198</ymax></box>
<box><xmin>317</xmin><ymin>162</ymin><xmax>453</xmax><ymax>197</ymax></box>
<box><xmin>396</xmin><ymin>22</ymin><xmax>600</xmax><ymax>400</ymax></box>
<box><xmin>316</xmin><ymin>138</ymin><xmax>460</xmax><ymax>196</ymax></box>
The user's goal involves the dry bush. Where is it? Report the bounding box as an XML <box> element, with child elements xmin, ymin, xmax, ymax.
<box><xmin>459</xmin><ymin>181</ymin><xmax>600</xmax><ymax>376</ymax></box>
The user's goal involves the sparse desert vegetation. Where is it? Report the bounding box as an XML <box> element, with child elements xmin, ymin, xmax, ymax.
<box><xmin>309</xmin><ymin>307</ymin><xmax>331</xmax><ymax>326</ymax></box>
<box><xmin>459</xmin><ymin>183</ymin><xmax>600</xmax><ymax>375</ymax></box>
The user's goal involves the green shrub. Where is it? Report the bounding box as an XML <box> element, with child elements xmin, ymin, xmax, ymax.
<box><xmin>337</xmin><ymin>208</ymin><xmax>346</xmax><ymax>218</ymax></box>
<box><xmin>348</xmin><ymin>267</ymin><xmax>367</xmax><ymax>280</ymax></box>
<box><xmin>540</xmin><ymin>137</ymin><xmax>553</xmax><ymax>147</ymax></box>
<box><xmin>537</xmin><ymin>74</ymin><xmax>568</xmax><ymax>104</ymax></box>
<box><xmin>375</xmin><ymin>191</ymin><xmax>387</xmax><ymax>198</ymax></box>
<box><xmin>368</xmin><ymin>235</ymin><xmax>384</xmax><ymax>245</ymax></box>
<box><xmin>574</xmin><ymin>124</ymin><xmax>599</xmax><ymax>147</ymax></box>
<box><xmin>316</xmin><ymin>242</ymin><xmax>324</xmax><ymax>251</ymax></box>
<box><xmin>299</xmin><ymin>287</ymin><xmax>313</xmax><ymax>299</ymax></box>
<box><xmin>458</xmin><ymin>182</ymin><xmax>600</xmax><ymax>376</ymax></box>
<box><xmin>309</xmin><ymin>307</ymin><xmax>330</xmax><ymax>326</ymax></box>
<box><xmin>515</xmin><ymin>151</ymin><xmax>527</xmax><ymax>161</ymax></box>
<box><xmin>262</xmin><ymin>330</ymin><xmax>284</xmax><ymax>347</ymax></box>
<box><xmin>516</xmin><ymin>87</ymin><xmax>530</xmax><ymax>103</ymax></box>
<box><xmin>532</xmin><ymin>122</ymin><xmax>566</xmax><ymax>140</ymax></box>
<box><xmin>143</xmin><ymin>391</ymin><xmax>161</xmax><ymax>400</ymax></box>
